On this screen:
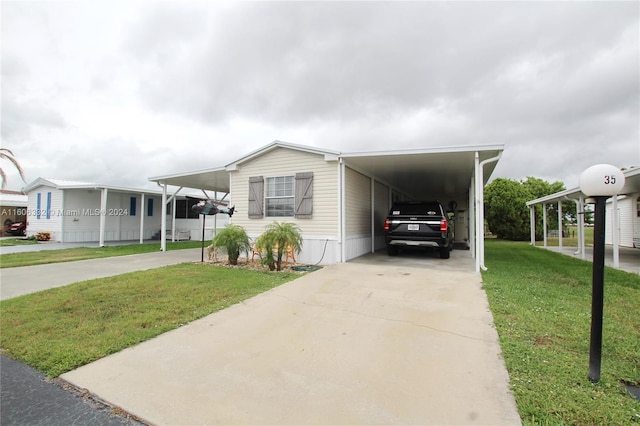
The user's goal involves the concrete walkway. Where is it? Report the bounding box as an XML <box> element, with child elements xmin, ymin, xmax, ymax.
<box><xmin>60</xmin><ymin>253</ymin><xmax>521</xmax><ymax>425</ymax></box>
<box><xmin>0</xmin><ymin>248</ymin><xmax>202</xmax><ymax>300</ymax></box>
<box><xmin>540</xmin><ymin>244</ymin><xmax>640</xmax><ymax>275</ymax></box>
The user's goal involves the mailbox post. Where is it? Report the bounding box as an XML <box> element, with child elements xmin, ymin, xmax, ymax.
<box><xmin>579</xmin><ymin>164</ymin><xmax>625</xmax><ymax>383</ymax></box>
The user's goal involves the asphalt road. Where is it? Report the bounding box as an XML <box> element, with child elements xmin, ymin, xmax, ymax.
<box><xmin>1</xmin><ymin>354</ymin><xmax>144</xmax><ymax>426</ymax></box>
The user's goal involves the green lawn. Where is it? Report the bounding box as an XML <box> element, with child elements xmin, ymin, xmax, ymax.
<box><xmin>0</xmin><ymin>238</ymin><xmax>39</xmax><ymax>247</ymax></box>
<box><xmin>0</xmin><ymin>241</ymin><xmax>203</xmax><ymax>268</ymax></box>
<box><xmin>482</xmin><ymin>240</ymin><xmax>639</xmax><ymax>425</ymax></box>
<box><xmin>0</xmin><ymin>263</ymin><xmax>299</xmax><ymax>377</ymax></box>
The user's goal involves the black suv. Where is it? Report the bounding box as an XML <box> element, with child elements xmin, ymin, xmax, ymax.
<box><xmin>384</xmin><ymin>201</ymin><xmax>454</xmax><ymax>259</ymax></box>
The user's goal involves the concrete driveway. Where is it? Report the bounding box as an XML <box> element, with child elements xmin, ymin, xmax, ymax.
<box><xmin>62</xmin><ymin>249</ymin><xmax>521</xmax><ymax>425</ymax></box>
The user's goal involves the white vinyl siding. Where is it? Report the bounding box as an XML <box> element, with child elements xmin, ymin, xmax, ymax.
<box><xmin>345</xmin><ymin>167</ymin><xmax>371</xmax><ymax>236</ymax></box>
<box><xmin>606</xmin><ymin>196</ymin><xmax>634</xmax><ymax>248</ymax></box>
<box><xmin>230</xmin><ymin>147</ymin><xmax>338</xmax><ymax>237</ymax></box>
<box><xmin>60</xmin><ymin>191</ymin><xmax>163</xmax><ymax>242</ymax></box>
<box><xmin>25</xmin><ymin>185</ymin><xmax>63</xmax><ymax>241</ymax></box>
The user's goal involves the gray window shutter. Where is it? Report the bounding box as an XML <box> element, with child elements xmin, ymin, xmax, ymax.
<box><xmin>295</xmin><ymin>172</ymin><xmax>313</xmax><ymax>218</ymax></box>
<box><xmin>248</xmin><ymin>176</ymin><xmax>264</xmax><ymax>218</ymax></box>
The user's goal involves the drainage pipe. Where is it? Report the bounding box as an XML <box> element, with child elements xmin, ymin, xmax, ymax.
<box><xmin>475</xmin><ymin>151</ymin><xmax>503</xmax><ymax>272</ymax></box>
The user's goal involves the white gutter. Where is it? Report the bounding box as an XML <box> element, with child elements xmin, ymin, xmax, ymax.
<box><xmin>475</xmin><ymin>151</ymin><xmax>503</xmax><ymax>272</ymax></box>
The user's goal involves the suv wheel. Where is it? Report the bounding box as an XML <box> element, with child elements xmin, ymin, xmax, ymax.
<box><xmin>387</xmin><ymin>245</ymin><xmax>399</xmax><ymax>256</ymax></box>
<box><xmin>439</xmin><ymin>246</ymin><xmax>450</xmax><ymax>259</ymax></box>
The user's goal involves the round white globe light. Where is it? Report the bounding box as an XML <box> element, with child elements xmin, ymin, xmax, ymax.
<box><xmin>579</xmin><ymin>164</ymin><xmax>625</xmax><ymax>197</ymax></box>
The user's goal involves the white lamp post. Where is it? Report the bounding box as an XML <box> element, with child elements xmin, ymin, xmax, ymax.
<box><xmin>579</xmin><ymin>164</ymin><xmax>625</xmax><ymax>383</ymax></box>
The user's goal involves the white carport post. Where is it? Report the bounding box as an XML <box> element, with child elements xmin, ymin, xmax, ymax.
<box><xmin>99</xmin><ymin>188</ymin><xmax>108</xmax><ymax>247</ymax></box>
<box><xmin>171</xmin><ymin>197</ymin><xmax>177</xmax><ymax>242</ymax></box>
<box><xmin>160</xmin><ymin>183</ymin><xmax>167</xmax><ymax>252</ymax></box>
<box><xmin>371</xmin><ymin>178</ymin><xmax>375</xmax><ymax>254</ymax></box>
<box><xmin>339</xmin><ymin>158</ymin><xmax>346</xmax><ymax>263</ymax></box>
<box><xmin>529</xmin><ymin>206</ymin><xmax>536</xmax><ymax>245</ymax></box>
<box><xmin>612</xmin><ymin>196</ymin><xmax>620</xmax><ymax>268</ymax></box>
<box><xmin>543</xmin><ymin>203</ymin><xmax>548</xmax><ymax>247</ymax></box>
<box><xmin>468</xmin><ymin>176</ymin><xmax>475</xmax><ymax>259</ymax></box>
<box><xmin>139</xmin><ymin>193</ymin><xmax>145</xmax><ymax>244</ymax></box>
<box><xmin>558</xmin><ymin>201</ymin><xmax>563</xmax><ymax>250</ymax></box>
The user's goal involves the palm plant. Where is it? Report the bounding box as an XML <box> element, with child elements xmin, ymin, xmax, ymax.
<box><xmin>256</xmin><ymin>222</ymin><xmax>303</xmax><ymax>271</ymax></box>
<box><xmin>0</xmin><ymin>148</ymin><xmax>27</xmax><ymax>189</ymax></box>
<box><xmin>211</xmin><ymin>224</ymin><xmax>251</xmax><ymax>265</ymax></box>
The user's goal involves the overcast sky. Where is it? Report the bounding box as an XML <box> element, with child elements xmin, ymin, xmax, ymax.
<box><xmin>2</xmin><ymin>1</ymin><xmax>638</xmax><ymax>192</ymax></box>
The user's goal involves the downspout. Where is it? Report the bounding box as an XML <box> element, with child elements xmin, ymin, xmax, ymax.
<box><xmin>564</xmin><ymin>195</ymin><xmax>583</xmax><ymax>257</ymax></box>
<box><xmin>476</xmin><ymin>151</ymin><xmax>503</xmax><ymax>272</ymax></box>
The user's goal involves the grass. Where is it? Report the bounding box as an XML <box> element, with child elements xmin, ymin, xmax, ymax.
<box><xmin>535</xmin><ymin>225</ymin><xmax>594</xmax><ymax>247</ymax></box>
<box><xmin>0</xmin><ymin>237</ymin><xmax>39</xmax><ymax>247</ymax></box>
<box><xmin>0</xmin><ymin>263</ymin><xmax>299</xmax><ymax>377</ymax></box>
<box><xmin>0</xmin><ymin>241</ymin><xmax>204</xmax><ymax>268</ymax></box>
<box><xmin>482</xmin><ymin>240</ymin><xmax>640</xmax><ymax>425</ymax></box>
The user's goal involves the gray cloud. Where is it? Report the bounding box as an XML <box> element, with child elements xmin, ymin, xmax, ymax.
<box><xmin>1</xmin><ymin>1</ymin><xmax>638</xmax><ymax>191</ymax></box>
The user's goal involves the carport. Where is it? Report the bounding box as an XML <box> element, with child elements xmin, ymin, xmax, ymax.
<box><xmin>150</xmin><ymin>142</ymin><xmax>504</xmax><ymax>272</ymax></box>
<box><xmin>526</xmin><ymin>166</ymin><xmax>640</xmax><ymax>269</ymax></box>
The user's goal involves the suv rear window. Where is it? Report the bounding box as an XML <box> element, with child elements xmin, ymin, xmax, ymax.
<box><xmin>389</xmin><ymin>202</ymin><xmax>442</xmax><ymax>216</ymax></box>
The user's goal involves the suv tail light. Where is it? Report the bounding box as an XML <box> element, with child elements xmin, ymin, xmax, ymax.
<box><xmin>440</xmin><ymin>218</ymin><xmax>448</xmax><ymax>232</ymax></box>
<box><xmin>384</xmin><ymin>218</ymin><xmax>390</xmax><ymax>231</ymax></box>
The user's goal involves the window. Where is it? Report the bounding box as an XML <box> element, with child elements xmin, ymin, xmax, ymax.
<box><xmin>147</xmin><ymin>198</ymin><xmax>154</xmax><ymax>216</ymax></box>
<box><xmin>175</xmin><ymin>199</ymin><xmax>200</xmax><ymax>219</ymax></box>
<box><xmin>266</xmin><ymin>176</ymin><xmax>295</xmax><ymax>217</ymax></box>
<box><xmin>130</xmin><ymin>197</ymin><xmax>137</xmax><ymax>216</ymax></box>
<box><xmin>637</xmin><ymin>197</ymin><xmax>640</xmax><ymax>217</ymax></box>
<box><xmin>46</xmin><ymin>192</ymin><xmax>51</xmax><ymax>219</ymax></box>
<box><xmin>36</xmin><ymin>193</ymin><xmax>41</xmax><ymax>219</ymax></box>
<box><xmin>249</xmin><ymin>172</ymin><xmax>313</xmax><ymax>219</ymax></box>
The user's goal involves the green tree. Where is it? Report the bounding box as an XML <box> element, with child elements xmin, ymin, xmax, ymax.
<box><xmin>256</xmin><ymin>222</ymin><xmax>303</xmax><ymax>271</ymax></box>
<box><xmin>211</xmin><ymin>224</ymin><xmax>251</xmax><ymax>265</ymax></box>
<box><xmin>0</xmin><ymin>148</ymin><xmax>27</xmax><ymax>189</ymax></box>
<box><xmin>484</xmin><ymin>178</ymin><xmax>532</xmax><ymax>240</ymax></box>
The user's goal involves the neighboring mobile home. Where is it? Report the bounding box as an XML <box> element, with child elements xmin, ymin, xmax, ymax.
<box><xmin>150</xmin><ymin>141</ymin><xmax>504</xmax><ymax>270</ymax></box>
<box><xmin>526</xmin><ymin>166</ymin><xmax>640</xmax><ymax>267</ymax></box>
<box><xmin>22</xmin><ymin>178</ymin><xmax>228</xmax><ymax>244</ymax></box>
<box><xmin>0</xmin><ymin>190</ymin><xmax>28</xmax><ymax>236</ymax></box>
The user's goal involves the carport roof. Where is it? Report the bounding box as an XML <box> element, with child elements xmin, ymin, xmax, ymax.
<box><xmin>149</xmin><ymin>141</ymin><xmax>504</xmax><ymax>198</ymax></box>
<box><xmin>526</xmin><ymin>167</ymin><xmax>640</xmax><ymax>206</ymax></box>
